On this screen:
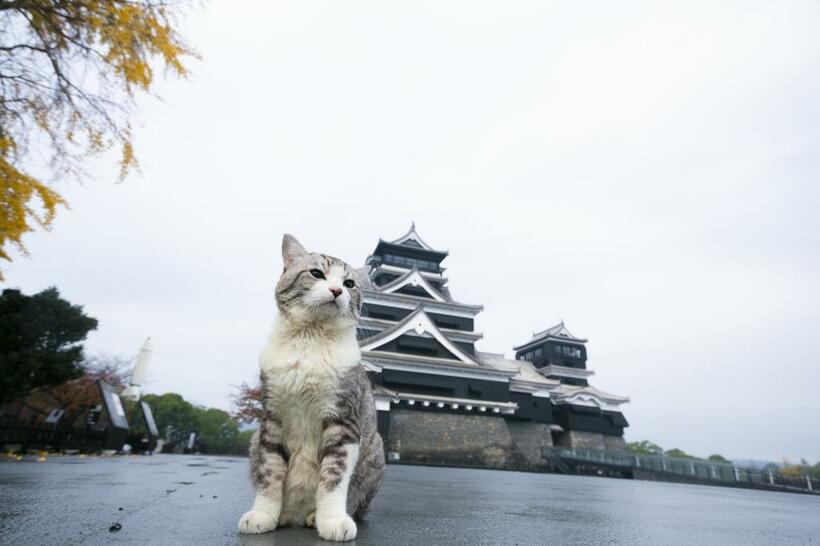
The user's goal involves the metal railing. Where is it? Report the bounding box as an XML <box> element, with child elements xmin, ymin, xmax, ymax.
<box><xmin>0</xmin><ymin>420</ymin><xmax>107</xmax><ymax>452</ymax></box>
<box><xmin>544</xmin><ymin>446</ymin><xmax>819</xmax><ymax>493</ymax></box>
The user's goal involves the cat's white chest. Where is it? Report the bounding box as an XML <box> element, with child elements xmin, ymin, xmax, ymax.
<box><xmin>263</xmin><ymin>346</ymin><xmax>343</xmax><ymax>447</ymax></box>
<box><xmin>262</xmin><ymin>337</ymin><xmax>357</xmax><ymax>405</ymax></box>
<box><xmin>265</xmin><ymin>356</ymin><xmax>338</xmax><ymax>446</ymax></box>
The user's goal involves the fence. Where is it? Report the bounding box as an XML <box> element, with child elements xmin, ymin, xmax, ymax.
<box><xmin>544</xmin><ymin>446</ymin><xmax>819</xmax><ymax>494</ymax></box>
<box><xmin>0</xmin><ymin>418</ymin><xmax>107</xmax><ymax>452</ymax></box>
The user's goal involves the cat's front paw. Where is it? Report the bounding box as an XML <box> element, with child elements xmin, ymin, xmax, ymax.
<box><xmin>238</xmin><ymin>510</ymin><xmax>278</xmax><ymax>534</ymax></box>
<box><xmin>316</xmin><ymin>514</ymin><xmax>357</xmax><ymax>542</ymax></box>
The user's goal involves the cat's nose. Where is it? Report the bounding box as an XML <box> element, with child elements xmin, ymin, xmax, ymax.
<box><xmin>329</xmin><ymin>287</ymin><xmax>342</xmax><ymax>298</ymax></box>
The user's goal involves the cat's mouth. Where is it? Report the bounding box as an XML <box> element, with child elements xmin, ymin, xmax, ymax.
<box><xmin>321</xmin><ymin>299</ymin><xmax>344</xmax><ymax>311</ymax></box>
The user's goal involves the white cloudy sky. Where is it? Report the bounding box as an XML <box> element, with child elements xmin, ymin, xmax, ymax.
<box><xmin>7</xmin><ymin>1</ymin><xmax>820</xmax><ymax>462</ymax></box>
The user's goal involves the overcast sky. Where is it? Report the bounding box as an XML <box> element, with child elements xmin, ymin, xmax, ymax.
<box><xmin>6</xmin><ymin>1</ymin><xmax>820</xmax><ymax>462</ymax></box>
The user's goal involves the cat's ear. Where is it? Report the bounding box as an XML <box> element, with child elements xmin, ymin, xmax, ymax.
<box><xmin>354</xmin><ymin>266</ymin><xmax>373</xmax><ymax>289</ymax></box>
<box><xmin>282</xmin><ymin>234</ymin><xmax>308</xmax><ymax>268</ymax></box>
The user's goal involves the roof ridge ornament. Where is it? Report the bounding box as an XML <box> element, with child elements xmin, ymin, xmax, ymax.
<box><xmin>388</xmin><ymin>222</ymin><xmax>439</xmax><ymax>252</ymax></box>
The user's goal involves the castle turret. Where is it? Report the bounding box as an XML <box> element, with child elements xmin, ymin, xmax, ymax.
<box><xmin>514</xmin><ymin>323</ymin><xmax>630</xmax><ymax>452</ymax></box>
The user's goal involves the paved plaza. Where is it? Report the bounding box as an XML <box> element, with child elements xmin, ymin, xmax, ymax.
<box><xmin>1</xmin><ymin>454</ymin><xmax>818</xmax><ymax>545</ymax></box>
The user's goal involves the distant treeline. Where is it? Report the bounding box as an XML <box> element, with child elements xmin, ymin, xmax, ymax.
<box><xmin>136</xmin><ymin>393</ymin><xmax>253</xmax><ymax>457</ymax></box>
<box><xmin>626</xmin><ymin>439</ymin><xmax>820</xmax><ymax>476</ymax></box>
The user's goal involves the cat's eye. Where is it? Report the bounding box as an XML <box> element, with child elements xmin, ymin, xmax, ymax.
<box><xmin>343</xmin><ymin>279</ymin><xmax>355</xmax><ymax>288</ymax></box>
<box><xmin>309</xmin><ymin>269</ymin><xmax>325</xmax><ymax>279</ymax></box>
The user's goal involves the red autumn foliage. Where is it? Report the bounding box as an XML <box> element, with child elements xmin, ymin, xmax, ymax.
<box><xmin>19</xmin><ymin>355</ymin><xmax>132</xmax><ymax>426</ymax></box>
<box><xmin>231</xmin><ymin>381</ymin><xmax>263</xmax><ymax>423</ymax></box>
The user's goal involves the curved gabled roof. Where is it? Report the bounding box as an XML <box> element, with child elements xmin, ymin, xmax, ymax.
<box><xmin>359</xmin><ymin>305</ymin><xmax>480</xmax><ymax>365</ymax></box>
<box><xmin>552</xmin><ymin>384</ymin><xmax>630</xmax><ymax>406</ymax></box>
<box><xmin>377</xmin><ymin>267</ymin><xmax>450</xmax><ymax>302</ymax></box>
<box><xmin>389</xmin><ymin>222</ymin><xmax>440</xmax><ymax>252</ymax></box>
<box><xmin>513</xmin><ymin>321</ymin><xmax>588</xmax><ymax>350</ymax></box>
<box><xmin>363</xmin><ymin>289</ymin><xmax>484</xmax><ymax>316</ymax></box>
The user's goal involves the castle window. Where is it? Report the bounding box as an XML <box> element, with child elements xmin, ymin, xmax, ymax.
<box><xmin>368</xmin><ymin>310</ymin><xmax>395</xmax><ymax>321</ymax></box>
<box><xmin>436</xmin><ymin>320</ymin><xmax>461</xmax><ymax>330</ymax></box>
<box><xmin>553</xmin><ymin>344</ymin><xmax>582</xmax><ymax>359</ymax></box>
<box><xmin>383</xmin><ymin>254</ymin><xmax>439</xmax><ymax>272</ymax></box>
<box><xmin>534</xmin><ymin>347</ymin><xmax>543</xmax><ymax>359</ymax></box>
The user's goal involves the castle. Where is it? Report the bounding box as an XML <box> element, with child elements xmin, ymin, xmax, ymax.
<box><xmin>357</xmin><ymin>224</ymin><xmax>629</xmax><ymax>468</ymax></box>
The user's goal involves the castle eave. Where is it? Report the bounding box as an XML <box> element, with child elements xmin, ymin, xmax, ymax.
<box><xmin>374</xmin><ymin>386</ymin><xmax>518</xmax><ymax>415</ymax></box>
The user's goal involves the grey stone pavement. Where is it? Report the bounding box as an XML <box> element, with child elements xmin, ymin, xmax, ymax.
<box><xmin>1</xmin><ymin>454</ymin><xmax>818</xmax><ymax>545</ymax></box>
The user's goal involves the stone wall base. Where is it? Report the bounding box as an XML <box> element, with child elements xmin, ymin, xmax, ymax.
<box><xmin>384</xmin><ymin>409</ymin><xmax>624</xmax><ymax>469</ymax></box>
<box><xmin>506</xmin><ymin>421</ymin><xmax>553</xmax><ymax>464</ymax></box>
<box><xmin>553</xmin><ymin>430</ymin><xmax>606</xmax><ymax>451</ymax></box>
<box><xmin>386</xmin><ymin>409</ymin><xmax>533</xmax><ymax>469</ymax></box>
<box><xmin>603</xmin><ymin>434</ymin><xmax>626</xmax><ymax>453</ymax></box>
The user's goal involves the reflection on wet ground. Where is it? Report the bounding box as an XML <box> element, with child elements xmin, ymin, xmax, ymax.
<box><xmin>0</xmin><ymin>454</ymin><xmax>818</xmax><ymax>545</ymax></box>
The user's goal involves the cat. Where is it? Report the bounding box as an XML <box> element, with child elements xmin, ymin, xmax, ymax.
<box><xmin>237</xmin><ymin>234</ymin><xmax>385</xmax><ymax>542</ymax></box>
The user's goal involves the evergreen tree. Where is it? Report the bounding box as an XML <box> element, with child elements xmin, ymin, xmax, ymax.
<box><xmin>0</xmin><ymin>287</ymin><xmax>98</xmax><ymax>404</ymax></box>
<box><xmin>707</xmin><ymin>454</ymin><xmax>730</xmax><ymax>463</ymax></box>
<box><xmin>665</xmin><ymin>448</ymin><xmax>697</xmax><ymax>459</ymax></box>
<box><xmin>625</xmin><ymin>439</ymin><xmax>664</xmax><ymax>456</ymax></box>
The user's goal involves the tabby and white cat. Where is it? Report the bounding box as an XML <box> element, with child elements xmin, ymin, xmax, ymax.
<box><xmin>237</xmin><ymin>234</ymin><xmax>385</xmax><ymax>542</ymax></box>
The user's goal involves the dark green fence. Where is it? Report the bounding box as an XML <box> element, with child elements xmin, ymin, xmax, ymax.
<box><xmin>0</xmin><ymin>418</ymin><xmax>107</xmax><ymax>452</ymax></box>
<box><xmin>544</xmin><ymin>446</ymin><xmax>818</xmax><ymax>494</ymax></box>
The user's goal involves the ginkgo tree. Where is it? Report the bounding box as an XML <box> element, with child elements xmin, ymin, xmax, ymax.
<box><xmin>0</xmin><ymin>1</ymin><xmax>195</xmax><ymax>277</ymax></box>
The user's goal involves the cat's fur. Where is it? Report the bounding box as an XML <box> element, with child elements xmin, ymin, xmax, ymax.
<box><xmin>237</xmin><ymin>234</ymin><xmax>385</xmax><ymax>542</ymax></box>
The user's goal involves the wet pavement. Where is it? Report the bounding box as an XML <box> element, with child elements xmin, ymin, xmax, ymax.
<box><xmin>1</xmin><ymin>454</ymin><xmax>818</xmax><ymax>545</ymax></box>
